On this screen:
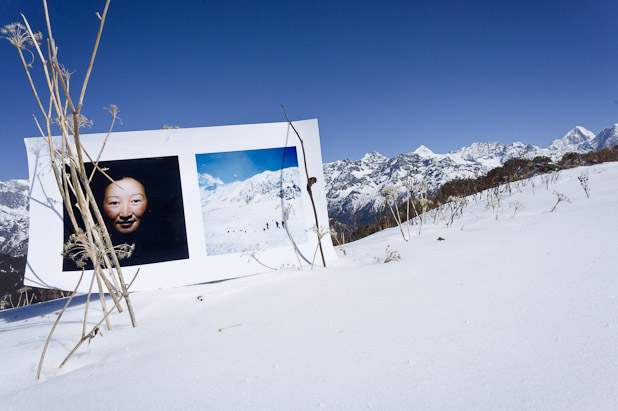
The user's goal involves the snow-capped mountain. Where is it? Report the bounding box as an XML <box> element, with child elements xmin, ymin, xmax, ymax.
<box><xmin>547</xmin><ymin>126</ymin><xmax>596</xmax><ymax>154</ymax></box>
<box><xmin>324</xmin><ymin>124</ymin><xmax>616</xmax><ymax>225</ymax></box>
<box><xmin>591</xmin><ymin>124</ymin><xmax>618</xmax><ymax>150</ymax></box>
<box><xmin>0</xmin><ymin>179</ymin><xmax>29</xmax><ymax>257</ymax></box>
<box><xmin>445</xmin><ymin>141</ymin><xmax>539</xmax><ymax>169</ymax></box>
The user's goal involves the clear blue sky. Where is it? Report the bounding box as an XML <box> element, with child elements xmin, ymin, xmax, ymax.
<box><xmin>197</xmin><ymin>147</ymin><xmax>299</xmax><ymax>184</ymax></box>
<box><xmin>1</xmin><ymin>0</ymin><xmax>617</xmax><ymax>181</ymax></box>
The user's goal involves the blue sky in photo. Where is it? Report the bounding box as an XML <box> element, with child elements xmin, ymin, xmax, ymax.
<box><xmin>1</xmin><ymin>0</ymin><xmax>618</xmax><ymax>180</ymax></box>
<box><xmin>196</xmin><ymin>146</ymin><xmax>299</xmax><ymax>184</ymax></box>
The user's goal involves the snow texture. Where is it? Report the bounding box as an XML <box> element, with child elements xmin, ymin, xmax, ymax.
<box><xmin>1</xmin><ymin>162</ymin><xmax>617</xmax><ymax>410</ymax></box>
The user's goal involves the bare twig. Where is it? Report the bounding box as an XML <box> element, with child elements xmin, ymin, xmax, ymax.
<box><xmin>59</xmin><ymin>268</ymin><xmax>140</xmax><ymax>369</ymax></box>
<box><xmin>281</xmin><ymin>105</ymin><xmax>326</xmax><ymax>267</ymax></box>
<box><xmin>218</xmin><ymin>324</ymin><xmax>242</xmax><ymax>332</ymax></box>
<box><xmin>36</xmin><ymin>270</ymin><xmax>85</xmax><ymax>380</ymax></box>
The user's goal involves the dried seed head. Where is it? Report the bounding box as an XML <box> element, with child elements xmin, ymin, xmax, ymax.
<box><xmin>63</xmin><ymin>226</ymin><xmax>135</xmax><ymax>267</ymax></box>
<box><xmin>1</xmin><ymin>22</ymin><xmax>42</xmax><ymax>49</ymax></box>
<box><xmin>382</xmin><ymin>185</ymin><xmax>399</xmax><ymax>197</ymax></box>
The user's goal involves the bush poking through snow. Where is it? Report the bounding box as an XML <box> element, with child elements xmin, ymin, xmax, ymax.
<box><xmin>551</xmin><ymin>191</ymin><xmax>571</xmax><ymax>212</ymax></box>
<box><xmin>383</xmin><ymin>185</ymin><xmax>408</xmax><ymax>241</ymax></box>
<box><xmin>401</xmin><ymin>175</ymin><xmax>414</xmax><ymax>239</ymax></box>
<box><xmin>578</xmin><ymin>172</ymin><xmax>590</xmax><ymax>199</ymax></box>
<box><xmin>415</xmin><ymin>184</ymin><xmax>431</xmax><ymax>235</ymax></box>
<box><xmin>486</xmin><ymin>188</ymin><xmax>503</xmax><ymax>220</ymax></box>
<box><xmin>509</xmin><ymin>201</ymin><xmax>525</xmax><ymax>218</ymax></box>
<box><xmin>375</xmin><ymin>245</ymin><xmax>401</xmax><ymax>263</ymax></box>
<box><xmin>310</xmin><ymin>225</ymin><xmax>331</xmax><ymax>269</ymax></box>
<box><xmin>444</xmin><ymin>195</ymin><xmax>467</xmax><ymax>227</ymax></box>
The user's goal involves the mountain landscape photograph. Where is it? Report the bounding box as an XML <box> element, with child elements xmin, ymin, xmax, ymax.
<box><xmin>1</xmin><ymin>0</ymin><xmax>618</xmax><ymax>410</ymax></box>
<box><xmin>196</xmin><ymin>147</ymin><xmax>307</xmax><ymax>256</ymax></box>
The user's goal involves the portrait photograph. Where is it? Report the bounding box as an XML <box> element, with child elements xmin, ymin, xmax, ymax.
<box><xmin>62</xmin><ymin>156</ymin><xmax>189</xmax><ymax>271</ymax></box>
<box><xmin>196</xmin><ymin>146</ymin><xmax>308</xmax><ymax>256</ymax></box>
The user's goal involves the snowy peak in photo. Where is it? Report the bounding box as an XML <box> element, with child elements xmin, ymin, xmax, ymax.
<box><xmin>198</xmin><ymin>173</ymin><xmax>224</xmax><ymax>190</ymax></box>
<box><xmin>200</xmin><ymin>167</ymin><xmax>302</xmax><ymax>206</ymax></box>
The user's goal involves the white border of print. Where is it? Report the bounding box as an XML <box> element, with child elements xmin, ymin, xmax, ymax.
<box><xmin>24</xmin><ymin>119</ymin><xmax>336</xmax><ymax>292</ymax></box>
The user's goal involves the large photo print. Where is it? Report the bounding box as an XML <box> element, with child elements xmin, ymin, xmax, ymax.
<box><xmin>25</xmin><ymin>119</ymin><xmax>336</xmax><ymax>291</ymax></box>
<box><xmin>196</xmin><ymin>147</ymin><xmax>308</xmax><ymax>256</ymax></box>
<box><xmin>62</xmin><ymin>156</ymin><xmax>189</xmax><ymax>270</ymax></box>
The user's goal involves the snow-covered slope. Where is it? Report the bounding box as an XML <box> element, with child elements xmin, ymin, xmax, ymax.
<box><xmin>1</xmin><ymin>162</ymin><xmax>617</xmax><ymax>410</ymax></box>
<box><xmin>0</xmin><ymin>179</ymin><xmax>29</xmax><ymax>256</ymax></box>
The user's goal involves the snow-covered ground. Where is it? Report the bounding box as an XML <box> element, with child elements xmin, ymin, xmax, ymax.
<box><xmin>1</xmin><ymin>163</ymin><xmax>617</xmax><ymax>410</ymax></box>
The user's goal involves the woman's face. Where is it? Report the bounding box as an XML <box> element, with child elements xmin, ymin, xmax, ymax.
<box><xmin>103</xmin><ymin>177</ymin><xmax>148</xmax><ymax>234</ymax></box>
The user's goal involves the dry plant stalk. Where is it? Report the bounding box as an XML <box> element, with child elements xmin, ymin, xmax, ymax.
<box><xmin>281</xmin><ymin>105</ymin><xmax>326</xmax><ymax>267</ymax></box>
<box><xmin>550</xmin><ymin>191</ymin><xmax>571</xmax><ymax>212</ymax></box>
<box><xmin>415</xmin><ymin>183</ymin><xmax>430</xmax><ymax>235</ymax></box>
<box><xmin>444</xmin><ymin>195</ymin><xmax>466</xmax><ymax>227</ymax></box>
<box><xmin>279</xmin><ymin>203</ymin><xmax>304</xmax><ymax>270</ymax></box>
<box><xmin>401</xmin><ymin>175</ymin><xmax>414</xmax><ymax>238</ymax></box>
<box><xmin>509</xmin><ymin>201</ymin><xmax>524</xmax><ymax>218</ymax></box>
<box><xmin>578</xmin><ymin>172</ymin><xmax>590</xmax><ymax>199</ymax></box>
<box><xmin>382</xmin><ymin>185</ymin><xmax>407</xmax><ymax>241</ymax></box>
<box><xmin>309</xmin><ymin>225</ymin><xmax>330</xmax><ymax>269</ymax></box>
<box><xmin>2</xmin><ymin>0</ymin><xmax>138</xmax><ymax>379</ymax></box>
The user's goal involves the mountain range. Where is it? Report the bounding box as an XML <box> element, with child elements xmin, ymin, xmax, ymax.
<box><xmin>1</xmin><ymin>123</ymin><xmax>617</xmax><ymax>257</ymax></box>
<box><xmin>324</xmin><ymin>124</ymin><xmax>618</xmax><ymax>224</ymax></box>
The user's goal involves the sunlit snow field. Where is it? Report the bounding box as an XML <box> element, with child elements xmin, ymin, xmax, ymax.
<box><xmin>1</xmin><ymin>163</ymin><xmax>617</xmax><ymax>410</ymax></box>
